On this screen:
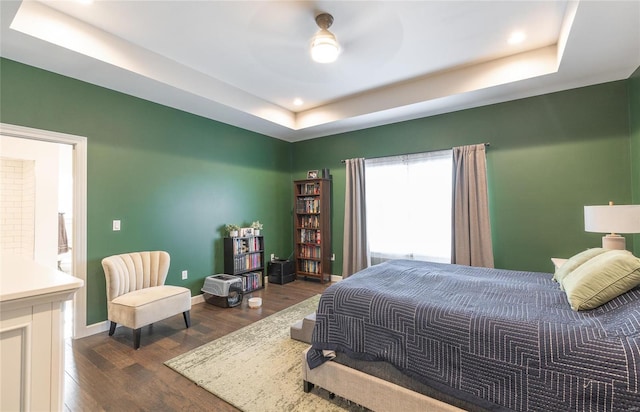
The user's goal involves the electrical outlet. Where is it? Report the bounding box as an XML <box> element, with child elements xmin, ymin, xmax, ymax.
<box><xmin>331</xmin><ymin>253</ymin><xmax>335</xmax><ymax>261</ymax></box>
<box><xmin>270</xmin><ymin>253</ymin><xmax>275</xmax><ymax>261</ymax></box>
<box><xmin>112</xmin><ymin>220</ymin><xmax>121</xmax><ymax>231</ymax></box>
<box><xmin>181</xmin><ymin>270</ymin><xmax>188</xmax><ymax>280</ymax></box>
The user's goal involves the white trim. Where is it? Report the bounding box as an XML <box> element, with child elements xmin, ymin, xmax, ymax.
<box><xmin>83</xmin><ymin>321</ymin><xmax>110</xmax><ymax>336</ymax></box>
<box><xmin>192</xmin><ymin>294</ymin><xmax>205</xmax><ymax>305</ymax></box>
<box><xmin>0</xmin><ymin>123</ymin><xmax>89</xmax><ymax>339</ymax></box>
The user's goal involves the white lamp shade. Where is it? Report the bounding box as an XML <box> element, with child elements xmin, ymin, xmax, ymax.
<box><xmin>584</xmin><ymin>205</ymin><xmax>640</xmax><ymax>234</ymax></box>
<box><xmin>311</xmin><ymin>29</ymin><xmax>339</xmax><ymax>63</ymax></box>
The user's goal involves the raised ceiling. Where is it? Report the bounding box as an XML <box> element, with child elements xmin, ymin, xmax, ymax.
<box><xmin>1</xmin><ymin>1</ymin><xmax>639</xmax><ymax>142</ymax></box>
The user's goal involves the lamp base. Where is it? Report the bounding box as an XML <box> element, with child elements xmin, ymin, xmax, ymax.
<box><xmin>602</xmin><ymin>234</ymin><xmax>625</xmax><ymax>250</ymax></box>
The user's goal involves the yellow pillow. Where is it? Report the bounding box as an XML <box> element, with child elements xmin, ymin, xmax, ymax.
<box><xmin>553</xmin><ymin>248</ymin><xmax>607</xmax><ymax>289</ymax></box>
<box><xmin>562</xmin><ymin>250</ymin><xmax>640</xmax><ymax>311</ymax></box>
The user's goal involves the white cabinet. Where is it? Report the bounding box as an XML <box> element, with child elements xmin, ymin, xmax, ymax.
<box><xmin>0</xmin><ymin>255</ymin><xmax>83</xmax><ymax>411</ymax></box>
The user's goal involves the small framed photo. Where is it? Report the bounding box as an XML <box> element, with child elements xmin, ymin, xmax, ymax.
<box><xmin>307</xmin><ymin>170</ymin><xmax>318</xmax><ymax>179</ymax></box>
<box><xmin>240</xmin><ymin>227</ymin><xmax>254</xmax><ymax>237</ymax></box>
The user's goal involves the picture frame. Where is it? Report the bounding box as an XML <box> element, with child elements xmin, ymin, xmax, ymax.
<box><xmin>240</xmin><ymin>227</ymin><xmax>254</xmax><ymax>237</ymax></box>
<box><xmin>307</xmin><ymin>170</ymin><xmax>319</xmax><ymax>179</ymax></box>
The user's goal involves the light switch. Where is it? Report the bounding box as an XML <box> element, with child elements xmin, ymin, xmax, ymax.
<box><xmin>112</xmin><ymin>220</ymin><xmax>121</xmax><ymax>231</ymax></box>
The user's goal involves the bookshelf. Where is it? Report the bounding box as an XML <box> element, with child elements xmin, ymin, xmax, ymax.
<box><xmin>294</xmin><ymin>178</ymin><xmax>331</xmax><ymax>283</ymax></box>
<box><xmin>223</xmin><ymin>236</ymin><xmax>265</xmax><ymax>292</ymax></box>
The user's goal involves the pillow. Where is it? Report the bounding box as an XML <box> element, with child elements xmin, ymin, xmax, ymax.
<box><xmin>553</xmin><ymin>248</ymin><xmax>608</xmax><ymax>288</ymax></box>
<box><xmin>562</xmin><ymin>250</ymin><xmax>640</xmax><ymax>311</ymax></box>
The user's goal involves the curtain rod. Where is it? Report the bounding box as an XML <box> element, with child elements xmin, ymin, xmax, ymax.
<box><xmin>340</xmin><ymin>143</ymin><xmax>490</xmax><ymax>163</ymax></box>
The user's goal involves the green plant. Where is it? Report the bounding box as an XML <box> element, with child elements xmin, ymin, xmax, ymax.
<box><xmin>251</xmin><ymin>220</ymin><xmax>263</xmax><ymax>230</ymax></box>
<box><xmin>225</xmin><ymin>224</ymin><xmax>240</xmax><ymax>234</ymax></box>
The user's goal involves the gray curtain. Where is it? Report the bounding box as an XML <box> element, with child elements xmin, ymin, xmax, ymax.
<box><xmin>342</xmin><ymin>158</ymin><xmax>370</xmax><ymax>278</ymax></box>
<box><xmin>451</xmin><ymin>144</ymin><xmax>494</xmax><ymax>268</ymax></box>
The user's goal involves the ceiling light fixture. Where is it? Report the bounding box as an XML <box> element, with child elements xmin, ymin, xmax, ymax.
<box><xmin>310</xmin><ymin>13</ymin><xmax>340</xmax><ymax>64</ymax></box>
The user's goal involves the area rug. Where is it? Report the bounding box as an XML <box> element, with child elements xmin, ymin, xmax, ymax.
<box><xmin>165</xmin><ymin>295</ymin><xmax>367</xmax><ymax>412</ymax></box>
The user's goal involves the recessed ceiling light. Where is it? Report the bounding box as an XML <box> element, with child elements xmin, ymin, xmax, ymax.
<box><xmin>508</xmin><ymin>31</ymin><xmax>526</xmax><ymax>45</ymax></box>
<box><xmin>293</xmin><ymin>98</ymin><xmax>304</xmax><ymax>107</ymax></box>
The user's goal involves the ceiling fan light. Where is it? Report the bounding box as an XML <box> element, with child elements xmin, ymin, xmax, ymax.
<box><xmin>310</xmin><ymin>13</ymin><xmax>339</xmax><ymax>64</ymax></box>
<box><xmin>311</xmin><ymin>29</ymin><xmax>339</xmax><ymax>63</ymax></box>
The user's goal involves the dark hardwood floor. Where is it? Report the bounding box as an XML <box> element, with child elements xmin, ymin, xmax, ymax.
<box><xmin>64</xmin><ymin>279</ymin><xmax>330</xmax><ymax>412</ymax></box>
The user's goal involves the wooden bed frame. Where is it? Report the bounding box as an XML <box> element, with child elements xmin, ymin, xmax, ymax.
<box><xmin>302</xmin><ymin>347</ymin><xmax>464</xmax><ymax>412</ymax></box>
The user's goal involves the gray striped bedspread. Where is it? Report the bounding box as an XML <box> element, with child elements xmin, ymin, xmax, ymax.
<box><xmin>307</xmin><ymin>259</ymin><xmax>640</xmax><ymax>411</ymax></box>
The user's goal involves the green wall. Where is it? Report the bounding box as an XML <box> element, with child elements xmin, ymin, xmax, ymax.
<box><xmin>630</xmin><ymin>66</ymin><xmax>640</xmax><ymax>256</ymax></box>
<box><xmin>0</xmin><ymin>58</ymin><xmax>293</xmax><ymax>324</ymax></box>
<box><xmin>1</xmin><ymin>56</ymin><xmax>637</xmax><ymax>324</ymax></box>
<box><xmin>292</xmin><ymin>81</ymin><xmax>634</xmax><ymax>273</ymax></box>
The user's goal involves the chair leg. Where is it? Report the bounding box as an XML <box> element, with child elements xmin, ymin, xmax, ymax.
<box><xmin>133</xmin><ymin>328</ymin><xmax>141</xmax><ymax>350</ymax></box>
<box><xmin>109</xmin><ymin>321</ymin><xmax>117</xmax><ymax>336</ymax></box>
<box><xmin>183</xmin><ymin>310</ymin><xmax>191</xmax><ymax>328</ymax></box>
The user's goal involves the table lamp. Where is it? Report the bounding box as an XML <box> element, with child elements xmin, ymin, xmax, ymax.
<box><xmin>584</xmin><ymin>202</ymin><xmax>640</xmax><ymax>249</ymax></box>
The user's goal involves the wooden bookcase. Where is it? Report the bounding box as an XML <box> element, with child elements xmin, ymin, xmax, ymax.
<box><xmin>294</xmin><ymin>179</ymin><xmax>331</xmax><ymax>283</ymax></box>
<box><xmin>223</xmin><ymin>236</ymin><xmax>265</xmax><ymax>292</ymax></box>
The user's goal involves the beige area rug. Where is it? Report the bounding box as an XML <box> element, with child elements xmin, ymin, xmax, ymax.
<box><xmin>165</xmin><ymin>295</ymin><xmax>367</xmax><ymax>412</ymax></box>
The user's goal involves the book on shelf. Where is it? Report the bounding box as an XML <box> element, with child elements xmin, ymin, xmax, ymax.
<box><xmin>299</xmin><ymin>228</ymin><xmax>322</xmax><ymax>244</ymax></box>
<box><xmin>295</xmin><ymin>197</ymin><xmax>320</xmax><ymax>213</ymax></box>
<box><xmin>233</xmin><ymin>253</ymin><xmax>263</xmax><ymax>272</ymax></box>
<box><xmin>231</xmin><ymin>236</ymin><xmax>263</xmax><ymax>254</ymax></box>
<box><xmin>301</xmin><ymin>182</ymin><xmax>320</xmax><ymax>195</ymax></box>
<box><xmin>240</xmin><ymin>272</ymin><xmax>263</xmax><ymax>291</ymax></box>
<box><xmin>300</xmin><ymin>244</ymin><xmax>321</xmax><ymax>259</ymax></box>
<box><xmin>299</xmin><ymin>215</ymin><xmax>319</xmax><ymax>229</ymax></box>
<box><xmin>300</xmin><ymin>259</ymin><xmax>320</xmax><ymax>274</ymax></box>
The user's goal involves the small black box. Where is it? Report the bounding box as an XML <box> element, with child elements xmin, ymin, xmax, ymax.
<box><xmin>268</xmin><ymin>260</ymin><xmax>296</xmax><ymax>284</ymax></box>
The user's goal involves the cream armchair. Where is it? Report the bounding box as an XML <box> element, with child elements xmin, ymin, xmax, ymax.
<box><xmin>101</xmin><ymin>251</ymin><xmax>191</xmax><ymax>349</ymax></box>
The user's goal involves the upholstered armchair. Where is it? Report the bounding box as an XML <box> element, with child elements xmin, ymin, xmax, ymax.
<box><xmin>101</xmin><ymin>251</ymin><xmax>191</xmax><ymax>349</ymax></box>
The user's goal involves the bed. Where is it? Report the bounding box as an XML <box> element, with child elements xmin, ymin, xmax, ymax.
<box><xmin>303</xmin><ymin>259</ymin><xmax>640</xmax><ymax>411</ymax></box>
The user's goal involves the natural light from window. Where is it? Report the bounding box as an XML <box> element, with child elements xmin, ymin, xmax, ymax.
<box><xmin>365</xmin><ymin>150</ymin><xmax>453</xmax><ymax>264</ymax></box>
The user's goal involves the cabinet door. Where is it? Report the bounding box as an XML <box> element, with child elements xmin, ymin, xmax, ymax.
<box><xmin>1</xmin><ymin>301</ymin><xmax>65</xmax><ymax>411</ymax></box>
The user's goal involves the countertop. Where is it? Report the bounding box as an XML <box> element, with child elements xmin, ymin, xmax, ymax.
<box><xmin>1</xmin><ymin>254</ymin><xmax>83</xmax><ymax>302</ymax></box>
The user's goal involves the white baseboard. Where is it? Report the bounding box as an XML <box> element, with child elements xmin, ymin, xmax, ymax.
<box><xmin>331</xmin><ymin>274</ymin><xmax>343</xmax><ymax>282</ymax></box>
<box><xmin>75</xmin><ymin>320</ymin><xmax>110</xmax><ymax>339</ymax></box>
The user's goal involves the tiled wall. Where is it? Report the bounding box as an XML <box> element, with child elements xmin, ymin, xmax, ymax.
<box><xmin>1</xmin><ymin>157</ymin><xmax>35</xmax><ymax>258</ymax></box>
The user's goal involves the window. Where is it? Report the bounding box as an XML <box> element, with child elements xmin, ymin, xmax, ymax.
<box><xmin>365</xmin><ymin>150</ymin><xmax>453</xmax><ymax>264</ymax></box>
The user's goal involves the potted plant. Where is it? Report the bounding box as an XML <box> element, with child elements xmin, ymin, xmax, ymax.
<box><xmin>225</xmin><ymin>224</ymin><xmax>240</xmax><ymax>238</ymax></box>
<box><xmin>251</xmin><ymin>221</ymin><xmax>263</xmax><ymax>236</ymax></box>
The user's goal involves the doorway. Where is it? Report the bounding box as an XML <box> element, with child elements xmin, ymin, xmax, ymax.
<box><xmin>0</xmin><ymin>123</ymin><xmax>88</xmax><ymax>339</ymax></box>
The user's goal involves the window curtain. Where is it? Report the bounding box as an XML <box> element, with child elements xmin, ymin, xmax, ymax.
<box><xmin>342</xmin><ymin>158</ymin><xmax>370</xmax><ymax>278</ymax></box>
<box><xmin>451</xmin><ymin>144</ymin><xmax>494</xmax><ymax>268</ymax></box>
